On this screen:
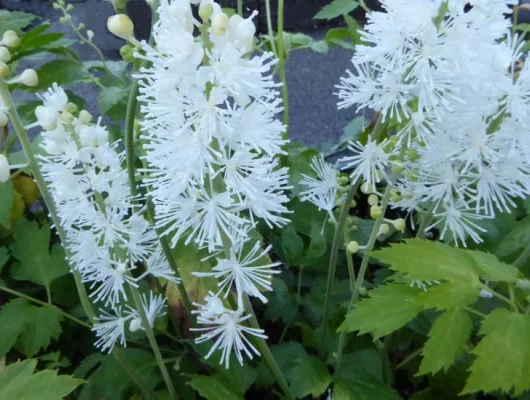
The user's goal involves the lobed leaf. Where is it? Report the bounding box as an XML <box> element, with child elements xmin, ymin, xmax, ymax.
<box><xmin>314</xmin><ymin>0</ymin><xmax>359</xmax><ymax>20</ymax></box>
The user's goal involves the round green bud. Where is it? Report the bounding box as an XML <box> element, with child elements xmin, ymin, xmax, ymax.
<box><xmin>407</xmin><ymin>148</ymin><xmax>419</xmax><ymax>162</ymax></box>
<box><xmin>360</xmin><ymin>182</ymin><xmax>374</xmax><ymax>194</ymax></box>
<box><xmin>65</xmin><ymin>102</ymin><xmax>78</xmax><ymax>113</ymax></box>
<box><xmin>392</xmin><ymin>218</ymin><xmax>406</xmax><ymax>232</ymax></box>
<box><xmin>346</xmin><ymin>241</ymin><xmax>359</xmax><ymax>254</ymax></box>
<box><xmin>2</xmin><ymin>30</ymin><xmax>20</xmax><ymax>48</ymax></box>
<box><xmin>367</xmin><ymin>194</ymin><xmax>379</xmax><ymax>206</ymax></box>
<box><xmin>120</xmin><ymin>44</ymin><xmax>135</xmax><ymax>63</ymax></box>
<box><xmin>378</xmin><ymin>223</ymin><xmax>390</xmax><ymax>235</ymax></box>
<box><xmin>370</xmin><ymin>205</ymin><xmax>382</xmax><ymax>219</ymax></box>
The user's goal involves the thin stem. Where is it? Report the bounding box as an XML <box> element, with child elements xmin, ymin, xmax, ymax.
<box><xmin>276</xmin><ymin>0</ymin><xmax>289</xmax><ymax>136</ymax></box>
<box><xmin>237</xmin><ymin>0</ymin><xmax>243</xmax><ymax>16</ymax></box>
<box><xmin>335</xmin><ymin>184</ymin><xmax>393</xmax><ymax>369</ymax></box>
<box><xmin>125</xmin><ymin>78</ymin><xmax>139</xmax><ymax>196</ymax></box>
<box><xmin>343</xmin><ymin>225</ymin><xmax>356</xmax><ymax>292</ymax></box>
<box><xmin>417</xmin><ymin>203</ymin><xmax>436</xmax><ymax>239</ymax></box>
<box><xmin>0</xmin><ymin>285</ymin><xmax>92</xmax><ymax>328</ymax></box>
<box><xmin>381</xmin><ymin>334</ymin><xmax>392</xmax><ymax>385</ymax></box>
<box><xmin>358</xmin><ymin>0</ymin><xmax>371</xmax><ymax>14</ymax></box>
<box><xmin>0</xmin><ymin>79</ymin><xmax>97</xmax><ymax>323</ymax></box>
<box><xmin>243</xmin><ymin>295</ymin><xmax>294</xmax><ymax>400</ymax></box>
<box><xmin>113</xmin><ymin>346</ymin><xmax>161</xmax><ymax>400</ymax></box>
<box><xmin>464</xmin><ymin>306</ymin><xmax>487</xmax><ymax>319</ymax></box>
<box><xmin>480</xmin><ymin>283</ymin><xmax>518</xmax><ymax>310</ymax></box>
<box><xmin>296</xmin><ymin>266</ymin><xmax>303</xmax><ymax>304</ymax></box>
<box><xmin>264</xmin><ymin>0</ymin><xmax>278</xmax><ymax>57</ymax></box>
<box><xmin>514</xmin><ymin>246</ymin><xmax>530</xmax><ymax>268</ymax></box>
<box><xmin>320</xmin><ymin>180</ymin><xmax>360</xmax><ymax>357</ymax></box>
<box><xmin>129</xmin><ymin>283</ymin><xmax>178</xmax><ymax>400</ymax></box>
<box><xmin>395</xmin><ymin>347</ymin><xmax>422</xmax><ymax>370</ymax></box>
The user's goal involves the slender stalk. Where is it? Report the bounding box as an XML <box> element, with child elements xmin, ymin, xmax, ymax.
<box><xmin>237</xmin><ymin>0</ymin><xmax>243</xmax><ymax>16</ymax></box>
<box><xmin>358</xmin><ymin>0</ymin><xmax>371</xmax><ymax>14</ymax></box>
<box><xmin>481</xmin><ymin>283</ymin><xmax>518</xmax><ymax>310</ymax></box>
<box><xmin>264</xmin><ymin>0</ymin><xmax>278</xmax><ymax>57</ymax></box>
<box><xmin>464</xmin><ymin>306</ymin><xmax>487</xmax><ymax>319</ymax></box>
<box><xmin>0</xmin><ymin>79</ymin><xmax>97</xmax><ymax>323</ymax></box>
<box><xmin>0</xmin><ymin>285</ymin><xmax>92</xmax><ymax>328</ymax></box>
<box><xmin>113</xmin><ymin>346</ymin><xmax>161</xmax><ymax>400</ymax></box>
<box><xmin>243</xmin><ymin>295</ymin><xmax>294</xmax><ymax>400</ymax></box>
<box><xmin>395</xmin><ymin>347</ymin><xmax>422</xmax><ymax>370</ymax></box>
<box><xmin>381</xmin><ymin>334</ymin><xmax>392</xmax><ymax>385</ymax></box>
<box><xmin>125</xmin><ymin>79</ymin><xmax>139</xmax><ymax>196</ymax></box>
<box><xmin>514</xmin><ymin>245</ymin><xmax>530</xmax><ymax>268</ymax></box>
<box><xmin>276</xmin><ymin>0</ymin><xmax>289</xmax><ymax>135</ymax></box>
<box><xmin>343</xmin><ymin>225</ymin><xmax>356</xmax><ymax>292</ymax></box>
<box><xmin>335</xmin><ymin>184</ymin><xmax>393</xmax><ymax>368</ymax></box>
<box><xmin>417</xmin><ymin>203</ymin><xmax>436</xmax><ymax>239</ymax></box>
<box><xmin>129</xmin><ymin>283</ymin><xmax>178</xmax><ymax>400</ymax></box>
<box><xmin>319</xmin><ymin>180</ymin><xmax>360</xmax><ymax>357</ymax></box>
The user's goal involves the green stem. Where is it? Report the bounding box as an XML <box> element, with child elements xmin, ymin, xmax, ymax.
<box><xmin>480</xmin><ymin>283</ymin><xmax>518</xmax><ymax>310</ymax></box>
<box><xmin>113</xmin><ymin>346</ymin><xmax>161</xmax><ymax>400</ymax></box>
<box><xmin>358</xmin><ymin>0</ymin><xmax>371</xmax><ymax>13</ymax></box>
<box><xmin>129</xmin><ymin>283</ymin><xmax>178</xmax><ymax>400</ymax></box>
<box><xmin>335</xmin><ymin>184</ymin><xmax>393</xmax><ymax>369</ymax></box>
<box><xmin>264</xmin><ymin>0</ymin><xmax>278</xmax><ymax>57</ymax></box>
<box><xmin>514</xmin><ymin>246</ymin><xmax>530</xmax><ymax>269</ymax></box>
<box><xmin>417</xmin><ymin>203</ymin><xmax>436</xmax><ymax>239</ymax></box>
<box><xmin>237</xmin><ymin>0</ymin><xmax>243</xmax><ymax>16</ymax></box>
<box><xmin>0</xmin><ymin>285</ymin><xmax>92</xmax><ymax>328</ymax></box>
<box><xmin>395</xmin><ymin>347</ymin><xmax>422</xmax><ymax>370</ymax></box>
<box><xmin>296</xmin><ymin>266</ymin><xmax>303</xmax><ymax>304</ymax></box>
<box><xmin>243</xmin><ymin>295</ymin><xmax>294</xmax><ymax>400</ymax></box>
<box><xmin>276</xmin><ymin>0</ymin><xmax>289</xmax><ymax>136</ymax></box>
<box><xmin>464</xmin><ymin>306</ymin><xmax>487</xmax><ymax>319</ymax></box>
<box><xmin>343</xmin><ymin>225</ymin><xmax>356</xmax><ymax>292</ymax></box>
<box><xmin>381</xmin><ymin>334</ymin><xmax>392</xmax><ymax>385</ymax></box>
<box><xmin>0</xmin><ymin>79</ymin><xmax>97</xmax><ymax>323</ymax></box>
<box><xmin>125</xmin><ymin>78</ymin><xmax>139</xmax><ymax>196</ymax></box>
<box><xmin>320</xmin><ymin>180</ymin><xmax>360</xmax><ymax>357</ymax></box>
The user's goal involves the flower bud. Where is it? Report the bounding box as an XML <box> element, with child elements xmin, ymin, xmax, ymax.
<box><xmin>0</xmin><ymin>61</ymin><xmax>8</xmax><ymax>78</ymax></box>
<box><xmin>2</xmin><ymin>31</ymin><xmax>20</xmax><ymax>48</ymax></box>
<box><xmin>378</xmin><ymin>223</ymin><xmax>390</xmax><ymax>235</ymax></box>
<box><xmin>346</xmin><ymin>241</ymin><xmax>359</xmax><ymax>254</ymax></box>
<box><xmin>516</xmin><ymin>279</ymin><xmax>530</xmax><ymax>292</ymax></box>
<box><xmin>79</xmin><ymin>109</ymin><xmax>92</xmax><ymax>123</ymax></box>
<box><xmin>345</xmin><ymin>216</ymin><xmax>354</xmax><ymax>226</ymax></box>
<box><xmin>407</xmin><ymin>148</ymin><xmax>419</xmax><ymax>162</ymax></box>
<box><xmin>120</xmin><ymin>44</ymin><xmax>135</xmax><ymax>63</ymax></box>
<box><xmin>18</xmin><ymin>69</ymin><xmax>38</xmax><ymax>87</ymax></box>
<box><xmin>60</xmin><ymin>16</ymin><xmax>68</xmax><ymax>23</ymax></box>
<box><xmin>0</xmin><ymin>111</ymin><xmax>7</xmax><ymax>127</ymax></box>
<box><xmin>87</xmin><ymin>30</ymin><xmax>94</xmax><ymax>41</ymax></box>
<box><xmin>66</xmin><ymin>3</ymin><xmax>74</xmax><ymax>11</ymax></box>
<box><xmin>370</xmin><ymin>205</ymin><xmax>382</xmax><ymax>219</ymax></box>
<box><xmin>211</xmin><ymin>12</ymin><xmax>229</xmax><ymax>36</ymax></box>
<box><xmin>391</xmin><ymin>163</ymin><xmax>403</xmax><ymax>176</ymax></box>
<box><xmin>390</xmin><ymin>189</ymin><xmax>402</xmax><ymax>203</ymax></box>
<box><xmin>479</xmin><ymin>289</ymin><xmax>493</xmax><ymax>299</ymax></box>
<box><xmin>77</xmin><ymin>22</ymin><xmax>85</xmax><ymax>30</ymax></box>
<box><xmin>234</xmin><ymin>17</ymin><xmax>256</xmax><ymax>50</ymax></box>
<box><xmin>129</xmin><ymin>318</ymin><xmax>143</xmax><ymax>332</ymax></box>
<box><xmin>338</xmin><ymin>176</ymin><xmax>349</xmax><ymax>185</ymax></box>
<box><xmin>107</xmin><ymin>14</ymin><xmax>135</xmax><ymax>40</ymax></box>
<box><xmin>35</xmin><ymin>106</ymin><xmax>58</xmax><ymax>131</ymax></box>
<box><xmin>59</xmin><ymin>111</ymin><xmax>74</xmax><ymax>124</ymax></box>
<box><xmin>53</xmin><ymin>3</ymin><xmax>61</xmax><ymax>9</ymax></box>
<box><xmin>199</xmin><ymin>0</ymin><xmax>214</xmax><ymax>21</ymax></box>
<box><xmin>0</xmin><ymin>47</ymin><xmax>11</xmax><ymax>63</ymax></box>
<box><xmin>367</xmin><ymin>194</ymin><xmax>379</xmax><ymax>206</ymax></box>
<box><xmin>0</xmin><ymin>154</ymin><xmax>10</xmax><ymax>183</ymax></box>
<box><xmin>392</xmin><ymin>218</ymin><xmax>406</xmax><ymax>232</ymax></box>
<box><xmin>350</xmin><ymin>199</ymin><xmax>357</xmax><ymax>208</ymax></box>
<box><xmin>360</xmin><ymin>182</ymin><xmax>374</xmax><ymax>194</ymax></box>
<box><xmin>65</xmin><ymin>102</ymin><xmax>78</xmax><ymax>113</ymax></box>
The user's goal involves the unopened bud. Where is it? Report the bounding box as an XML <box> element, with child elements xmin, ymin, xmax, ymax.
<box><xmin>79</xmin><ymin>109</ymin><xmax>92</xmax><ymax>123</ymax></box>
<box><xmin>18</xmin><ymin>69</ymin><xmax>38</xmax><ymax>86</ymax></box>
<box><xmin>0</xmin><ymin>47</ymin><xmax>11</xmax><ymax>63</ymax></box>
<box><xmin>87</xmin><ymin>30</ymin><xmax>94</xmax><ymax>41</ymax></box>
<box><xmin>345</xmin><ymin>216</ymin><xmax>354</xmax><ymax>226</ymax></box>
<box><xmin>120</xmin><ymin>44</ymin><xmax>135</xmax><ymax>62</ymax></box>
<box><xmin>2</xmin><ymin>31</ymin><xmax>20</xmax><ymax>48</ymax></box>
<box><xmin>0</xmin><ymin>61</ymin><xmax>8</xmax><ymax>78</ymax></box>
<box><xmin>370</xmin><ymin>205</ymin><xmax>382</xmax><ymax>219</ymax></box>
<box><xmin>199</xmin><ymin>0</ymin><xmax>214</xmax><ymax>21</ymax></box>
<box><xmin>129</xmin><ymin>318</ymin><xmax>142</xmax><ymax>332</ymax></box>
<box><xmin>350</xmin><ymin>199</ymin><xmax>357</xmax><ymax>207</ymax></box>
<box><xmin>407</xmin><ymin>148</ymin><xmax>419</xmax><ymax>162</ymax></box>
<box><xmin>0</xmin><ymin>154</ymin><xmax>10</xmax><ymax>183</ymax></box>
<box><xmin>392</xmin><ymin>218</ymin><xmax>406</xmax><ymax>232</ymax></box>
<box><xmin>66</xmin><ymin>102</ymin><xmax>78</xmax><ymax>113</ymax></box>
<box><xmin>60</xmin><ymin>16</ymin><xmax>68</xmax><ymax>23</ymax></box>
<box><xmin>59</xmin><ymin>111</ymin><xmax>74</xmax><ymax>124</ymax></box>
<box><xmin>211</xmin><ymin>12</ymin><xmax>229</xmax><ymax>36</ymax></box>
<box><xmin>77</xmin><ymin>22</ymin><xmax>85</xmax><ymax>30</ymax></box>
<box><xmin>53</xmin><ymin>2</ymin><xmax>61</xmax><ymax>9</ymax></box>
<box><xmin>338</xmin><ymin>176</ymin><xmax>349</xmax><ymax>185</ymax></box>
<box><xmin>378</xmin><ymin>223</ymin><xmax>390</xmax><ymax>235</ymax></box>
<box><xmin>346</xmin><ymin>241</ymin><xmax>359</xmax><ymax>254</ymax></box>
<box><xmin>391</xmin><ymin>163</ymin><xmax>403</xmax><ymax>176</ymax></box>
<box><xmin>360</xmin><ymin>182</ymin><xmax>374</xmax><ymax>194</ymax></box>
<box><xmin>66</xmin><ymin>3</ymin><xmax>74</xmax><ymax>11</ymax></box>
<box><xmin>367</xmin><ymin>194</ymin><xmax>379</xmax><ymax>206</ymax></box>
<box><xmin>390</xmin><ymin>189</ymin><xmax>402</xmax><ymax>203</ymax></box>
<box><xmin>107</xmin><ymin>14</ymin><xmax>135</xmax><ymax>40</ymax></box>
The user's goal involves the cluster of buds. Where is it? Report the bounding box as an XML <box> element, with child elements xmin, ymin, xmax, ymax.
<box><xmin>54</xmin><ymin>0</ymin><xmax>95</xmax><ymax>45</ymax></box>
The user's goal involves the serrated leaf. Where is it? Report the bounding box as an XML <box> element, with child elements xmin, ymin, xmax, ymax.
<box><xmin>264</xmin><ymin>278</ymin><xmax>298</xmax><ymax>323</ymax></box>
<box><xmin>33</xmin><ymin>60</ymin><xmax>92</xmax><ymax>91</ymax></box>
<box><xmin>256</xmin><ymin>342</ymin><xmax>306</xmax><ymax>387</ymax></box>
<box><xmin>0</xmin><ymin>359</ymin><xmax>83</xmax><ymax>399</ymax></box>
<box><xmin>462</xmin><ymin>309</ymin><xmax>530</xmax><ymax>395</ymax></box>
<box><xmin>496</xmin><ymin>216</ymin><xmax>530</xmax><ymax>258</ymax></box>
<box><xmin>18</xmin><ymin>304</ymin><xmax>63</xmax><ymax>357</ymax></box>
<box><xmin>10</xmin><ymin>220</ymin><xmax>69</xmax><ymax>290</ymax></box>
<box><xmin>0</xmin><ymin>180</ymin><xmax>13</xmax><ymax>229</ymax></box>
<box><xmin>372</xmin><ymin>240</ymin><xmax>479</xmax><ymax>284</ymax></box>
<box><xmin>97</xmin><ymin>86</ymin><xmax>129</xmax><ymax>117</ymax></box>
<box><xmin>281</xmin><ymin>224</ymin><xmax>305</xmax><ymax>265</ymax></box>
<box><xmin>338</xmin><ymin>284</ymin><xmax>423</xmax><ymax>339</ymax></box>
<box><xmin>188</xmin><ymin>375</ymin><xmax>242</xmax><ymax>400</ymax></box>
<box><xmin>0</xmin><ymin>10</ymin><xmax>37</xmax><ymax>35</ymax></box>
<box><xmin>0</xmin><ymin>247</ymin><xmax>8</xmax><ymax>272</ymax></box>
<box><xmin>333</xmin><ymin>374</ymin><xmax>401</xmax><ymax>400</ymax></box>
<box><xmin>0</xmin><ymin>298</ymin><xmax>31</xmax><ymax>357</ymax></box>
<box><xmin>314</xmin><ymin>0</ymin><xmax>359</xmax><ymax>20</ymax></box>
<box><xmin>418</xmin><ymin>308</ymin><xmax>472</xmax><ymax>375</ymax></box>
<box><xmin>414</xmin><ymin>281</ymin><xmax>479</xmax><ymax>310</ymax></box>
<box><xmin>290</xmin><ymin>353</ymin><xmax>331</xmax><ymax>398</ymax></box>
<box><xmin>467</xmin><ymin>250</ymin><xmax>519</xmax><ymax>282</ymax></box>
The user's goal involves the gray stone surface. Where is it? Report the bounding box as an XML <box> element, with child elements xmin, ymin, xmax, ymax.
<box><xmin>1</xmin><ymin>0</ymin><xmax>357</xmax><ymax>148</ymax></box>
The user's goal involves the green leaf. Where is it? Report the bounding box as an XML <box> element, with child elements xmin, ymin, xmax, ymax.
<box><xmin>0</xmin><ymin>247</ymin><xmax>8</xmax><ymax>273</ymax></box>
<box><xmin>256</xmin><ymin>342</ymin><xmax>306</xmax><ymax>387</ymax></box>
<box><xmin>463</xmin><ymin>309</ymin><xmax>530</xmax><ymax>395</ymax></box>
<box><xmin>300</xmin><ymin>220</ymin><xmax>328</xmax><ymax>265</ymax></box>
<box><xmin>333</xmin><ymin>374</ymin><xmax>401</xmax><ymax>400</ymax></box>
<box><xmin>0</xmin><ymin>180</ymin><xmax>13</xmax><ymax>229</ymax></box>
<box><xmin>188</xmin><ymin>375</ymin><xmax>242</xmax><ymax>400</ymax></box>
<box><xmin>414</xmin><ymin>281</ymin><xmax>479</xmax><ymax>310</ymax></box>
<box><xmin>418</xmin><ymin>308</ymin><xmax>472</xmax><ymax>375</ymax></box>
<box><xmin>18</xmin><ymin>304</ymin><xmax>63</xmax><ymax>357</ymax></box>
<box><xmin>33</xmin><ymin>60</ymin><xmax>92</xmax><ymax>91</ymax></box>
<box><xmin>0</xmin><ymin>11</ymin><xmax>37</xmax><ymax>35</ymax></box>
<box><xmin>0</xmin><ymin>298</ymin><xmax>31</xmax><ymax>357</ymax></box>
<box><xmin>290</xmin><ymin>353</ymin><xmax>331</xmax><ymax>398</ymax></box>
<box><xmin>281</xmin><ymin>224</ymin><xmax>305</xmax><ymax>265</ymax></box>
<box><xmin>282</xmin><ymin>32</ymin><xmax>329</xmax><ymax>54</ymax></box>
<box><xmin>496</xmin><ymin>216</ymin><xmax>530</xmax><ymax>258</ymax></box>
<box><xmin>264</xmin><ymin>278</ymin><xmax>298</xmax><ymax>323</ymax></box>
<box><xmin>372</xmin><ymin>240</ymin><xmax>479</xmax><ymax>284</ymax></box>
<box><xmin>467</xmin><ymin>250</ymin><xmax>519</xmax><ymax>282</ymax></box>
<box><xmin>338</xmin><ymin>284</ymin><xmax>423</xmax><ymax>339</ymax></box>
<box><xmin>10</xmin><ymin>220</ymin><xmax>69</xmax><ymax>290</ymax></box>
<box><xmin>314</xmin><ymin>0</ymin><xmax>359</xmax><ymax>20</ymax></box>
<box><xmin>97</xmin><ymin>86</ymin><xmax>129</xmax><ymax>118</ymax></box>
<box><xmin>0</xmin><ymin>359</ymin><xmax>83</xmax><ymax>399</ymax></box>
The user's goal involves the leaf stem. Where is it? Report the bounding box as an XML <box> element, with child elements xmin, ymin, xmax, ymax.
<box><xmin>513</xmin><ymin>245</ymin><xmax>530</xmax><ymax>269</ymax></box>
<box><xmin>395</xmin><ymin>347</ymin><xmax>422</xmax><ymax>370</ymax></box>
<box><xmin>264</xmin><ymin>0</ymin><xmax>278</xmax><ymax>57</ymax></box>
<box><xmin>464</xmin><ymin>306</ymin><xmax>487</xmax><ymax>319</ymax></box>
<box><xmin>480</xmin><ymin>283</ymin><xmax>518</xmax><ymax>310</ymax></box>
<box><xmin>320</xmin><ymin>180</ymin><xmax>360</xmax><ymax>357</ymax></box>
<box><xmin>276</xmin><ymin>0</ymin><xmax>289</xmax><ymax>136</ymax></box>
<box><xmin>243</xmin><ymin>295</ymin><xmax>294</xmax><ymax>400</ymax></box>
<box><xmin>0</xmin><ymin>284</ymin><xmax>92</xmax><ymax>328</ymax></box>
<box><xmin>0</xmin><ymin>78</ymin><xmax>97</xmax><ymax>323</ymax></box>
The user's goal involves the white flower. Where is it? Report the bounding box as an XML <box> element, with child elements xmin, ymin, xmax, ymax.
<box><xmin>194</xmin><ymin>240</ymin><xmax>280</xmax><ymax>303</ymax></box>
<box><xmin>128</xmin><ymin>292</ymin><xmax>167</xmax><ymax>332</ymax></box>
<box><xmin>300</xmin><ymin>155</ymin><xmax>341</xmax><ymax>213</ymax></box>
<box><xmin>192</xmin><ymin>292</ymin><xmax>267</xmax><ymax>368</ymax></box>
<box><xmin>35</xmin><ymin>83</ymin><xmax>68</xmax><ymax>130</ymax></box>
<box><xmin>93</xmin><ymin>308</ymin><xmax>131</xmax><ymax>352</ymax></box>
<box><xmin>340</xmin><ymin>139</ymin><xmax>395</xmax><ymax>185</ymax></box>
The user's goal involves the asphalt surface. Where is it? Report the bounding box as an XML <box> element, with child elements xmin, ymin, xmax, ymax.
<box><xmin>1</xmin><ymin>0</ymin><xmax>356</xmax><ymax>149</ymax></box>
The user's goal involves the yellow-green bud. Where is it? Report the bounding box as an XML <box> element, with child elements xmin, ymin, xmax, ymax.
<box><xmin>407</xmin><ymin>148</ymin><xmax>419</xmax><ymax>162</ymax></box>
<box><xmin>66</xmin><ymin>102</ymin><xmax>78</xmax><ymax>113</ymax></box>
<box><xmin>378</xmin><ymin>223</ymin><xmax>390</xmax><ymax>235</ymax></box>
<box><xmin>407</xmin><ymin>170</ymin><xmax>418</xmax><ymax>182</ymax></box>
<box><xmin>338</xmin><ymin>176</ymin><xmax>349</xmax><ymax>185</ymax></box>
<box><xmin>77</xmin><ymin>22</ymin><xmax>85</xmax><ymax>30</ymax></box>
<box><xmin>350</xmin><ymin>199</ymin><xmax>357</xmax><ymax>208</ymax></box>
<box><xmin>211</xmin><ymin>13</ymin><xmax>229</xmax><ymax>36</ymax></box>
<box><xmin>345</xmin><ymin>216</ymin><xmax>354</xmax><ymax>226</ymax></box>
<box><xmin>358</xmin><ymin>286</ymin><xmax>368</xmax><ymax>296</ymax></box>
<box><xmin>391</xmin><ymin>163</ymin><xmax>403</xmax><ymax>175</ymax></box>
<box><xmin>351</xmin><ymin>224</ymin><xmax>359</xmax><ymax>232</ymax></box>
<box><xmin>367</xmin><ymin>194</ymin><xmax>379</xmax><ymax>206</ymax></box>
<box><xmin>360</xmin><ymin>182</ymin><xmax>374</xmax><ymax>194</ymax></box>
<box><xmin>199</xmin><ymin>0</ymin><xmax>214</xmax><ymax>21</ymax></box>
<box><xmin>107</xmin><ymin>14</ymin><xmax>135</xmax><ymax>40</ymax></box>
<box><xmin>0</xmin><ymin>61</ymin><xmax>8</xmax><ymax>78</ymax></box>
<box><xmin>59</xmin><ymin>111</ymin><xmax>74</xmax><ymax>124</ymax></box>
<box><xmin>337</xmin><ymin>185</ymin><xmax>348</xmax><ymax>193</ymax></box>
<box><xmin>66</xmin><ymin>3</ymin><xmax>74</xmax><ymax>11</ymax></box>
<box><xmin>0</xmin><ymin>47</ymin><xmax>11</xmax><ymax>63</ymax></box>
<box><xmin>18</xmin><ymin>69</ymin><xmax>38</xmax><ymax>87</ymax></box>
<box><xmin>120</xmin><ymin>44</ymin><xmax>135</xmax><ymax>63</ymax></box>
<box><xmin>2</xmin><ymin>31</ymin><xmax>20</xmax><ymax>48</ymax></box>
<box><xmin>346</xmin><ymin>241</ymin><xmax>359</xmax><ymax>254</ymax></box>
<box><xmin>87</xmin><ymin>30</ymin><xmax>94</xmax><ymax>41</ymax></box>
<box><xmin>392</xmin><ymin>218</ymin><xmax>406</xmax><ymax>231</ymax></box>
<box><xmin>370</xmin><ymin>205</ymin><xmax>382</xmax><ymax>219</ymax></box>
<box><xmin>60</xmin><ymin>16</ymin><xmax>68</xmax><ymax>23</ymax></box>
<box><xmin>79</xmin><ymin>110</ymin><xmax>92</xmax><ymax>123</ymax></box>
<box><xmin>53</xmin><ymin>2</ymin><xmax>61</xmax><ymax>9</ymax></box>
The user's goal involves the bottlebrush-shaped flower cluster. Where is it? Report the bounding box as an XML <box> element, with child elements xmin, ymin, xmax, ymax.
<box><xmin>37</xmin><ymin>84</ymin><xmax>178</xmax><ymax>352</ymax></box>
<box><xmin>133</xmin><ymin>0</ymin><xmax>290</xmax><ymax>366</ymax></box>
<box><xmin>331</xmin><ymin>0</ymin><xmax>530</xmax><ymax>246</ymax></box>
